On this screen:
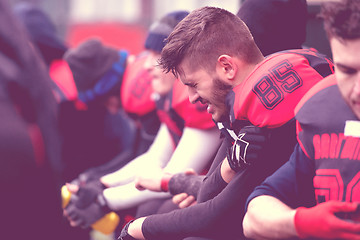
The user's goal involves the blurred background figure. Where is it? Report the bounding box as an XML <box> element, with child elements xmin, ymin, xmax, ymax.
<box><xmin>13</xmin><ymin>2</ymin><xmax>68</xmax><ymax>67</ymax></box>
<box><xmin>0</xmin><ymin>0</ymin><xmax>66</xmax><ymax>239</ymax></box>
<box><xmin>59</xmin><ymin>38</ymin><xmax>138</xmax><ymax>183</ymax></box>
<box><xmin>12</xmin><ymin>2</ymin><xmax>78</xmax><ymax>103</ymax></box>
<box><xmin>65</xmin><ymin>41</ymin><xmax>161</xmax><ymax>185</ymax></box>
<box><xmin>237</xmin><ymin>0</ymin><xmax>307</xmax><ymax>56</ymax></box>
<box><xmin>7</xmin><ymin>0</ymin><xmax>331</xmax><ymax>58</ymax></box>
<box><xmin>12</xmin><ymin>2</ymin><xmax>70</xmax><ymax>177</ymax></box>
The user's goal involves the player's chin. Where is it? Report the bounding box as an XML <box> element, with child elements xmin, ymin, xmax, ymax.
<box><xmin>211</xmin><ymin>111</ymin><xmax>224</xmax><ymax>123</ymax></box>
<box><xmin>350</xmin><ymin>100</ymin><xmax>360</xmax><ymax>119</ymax></box>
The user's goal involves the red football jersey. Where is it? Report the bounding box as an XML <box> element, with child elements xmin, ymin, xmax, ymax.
<box><xmin>230</xmin><ymin>49</ymin><xmax>334</xmax><ymax>128</ymax></box>
<box><xmin>156</xmin><ymin>79</ymin><xmax>215</xmax><ymax>147</ymax></box>
<box><xmin>121</xmin><ymin>52</ymin><xmax>156</xmax><ymax>117</ymax></box>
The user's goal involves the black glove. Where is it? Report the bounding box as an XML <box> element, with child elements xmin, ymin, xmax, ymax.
<box><xmin>71</xmin><ymin>166</ymin><xmax>109</xmax><ymax>186</ymax></box>
<box><xmin>226</xmin><ymin>125</ymin><xmax>269</xmax><ymax>172</ymax></box>
<box><xmin>65</xmin><ymin>181</ymin><xmax>110</xmax><ymax>228</ymax></box>
<box><xmin>75</xmin><ymin>180</ymin><xmax>107</xmax><ymax>208</ymax></box>
<box><xmin>168</xmin><ymin>173</ymin><xmax>205</xmax><ymax>199</ymax></box>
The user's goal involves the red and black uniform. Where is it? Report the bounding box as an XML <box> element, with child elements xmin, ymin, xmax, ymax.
<box><xmin>247</xmin><ymin>75</ymin><xmax>360</xmax><ymax>214</ymax></box>
<box><xmin>141</xmin><ymin>49</ymin><xmax>334</xmax><ymax>240</ymax></box>
<box><xmin>297</xmin><ymin>75</ymin><xmax>360</xmax><ymax>204</ymax></box>
<box><xmin>156</xmin><ymin>79</ymin><xmax>215</xmax><ymax>147</ymax></box>
<box><xmin>121</xmin><ymin>52</ymin><xmax>160</xmax><ymax>156</ymax></box>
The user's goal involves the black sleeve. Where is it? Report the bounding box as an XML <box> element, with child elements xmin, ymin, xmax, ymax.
<box><xmin>142</xmin><ymin>121</ymin><xmax>298</xmax><ymax>240</ymax></box>
<box><xmin>196</xmin><ymin>160</ymin><xmax>227</xmax><ymax>202</ymax></box>
<box><xmin>142</xmin><ymin>163</ymin><xmax>272</xmax><ymax>240</ymax></box>
<box><xmin>196</xmin><ymin>138</ymin><xmax>229</xmax><ymax>202</ymax></box>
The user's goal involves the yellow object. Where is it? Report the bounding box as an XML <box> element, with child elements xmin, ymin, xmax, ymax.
<box><xmin>91</xmin><ymin>212</ymin><xmax>120</xmax><ymax>235</ymax></box>
<box><xmin>61</xmin><ymin>185</ymin><xmax>120</xmax><ymax>235</ymax></box>
<box><xmin>61</xmin><ymin>185</ymin><xmax>72</xmax><ymax>208</ymax></box>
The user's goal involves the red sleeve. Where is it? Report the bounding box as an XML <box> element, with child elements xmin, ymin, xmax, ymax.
<box><xmin>49</xmin><ymin>60</ymin><xmax>78</xmax><ymax>101</ymax></box>
<box><xmin>232</xmin><ymin>52</ymin><xmax>331</xmax><ymax>128</ymax></box>
<box><xmin>121</xmin><ymin>53</ymin><xmax>156</xmax><ymax>117</ymax></box>
<box><xmin>171</xmin><ymin>79</ymin><xmax>215</xmax><ymax>129</ymax></box>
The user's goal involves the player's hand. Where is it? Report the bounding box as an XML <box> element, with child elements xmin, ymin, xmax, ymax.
<box><xmin>169</xmin><ymin>169</ymin><xmax>202</xmax><ymax>208</ymax></box>
<box><xmin>172</xmin><ymin>192</ymin><xmax>197</xmax><ymax>209</ymax></box>
<box><xmin>134</xmin><ymin>167</ymin><xmax>165</xmax><ymax>192</ymax></box>
<box><xmin>294</xmin><ymin>201</ymin><xmax>360</xmax><ymax>239</ymax></box>
<box><xmin>168</xmin><ymin>169</ymin><xmax>202</xmax><ymax>197</ymax></box>
<box><xmin>63</xmin><ymin>181</ymin><xmax>109</xmax><ymax>228</ymax></box>
<box><xmin>227</xmin><ymin>125</ymin><xmax>268</xmax><ymax>172</ymax></box>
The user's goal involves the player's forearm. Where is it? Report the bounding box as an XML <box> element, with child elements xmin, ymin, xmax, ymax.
<box><xmin>128</xmin><ymin>217</ymin><xmax>146</xmax><ymax>239</ymax></box>
<box><xmin>103</xmin><ymin>183</ymin><xmax>170</xmax><ymax>210</ymax></box>
<box><xmin>101</xmin><ymin>154</ymin><xmax>148</xmax><ymax>186</ymax></box>
<box><xmin>243</xmin><ymin>195</ymin><xmax>297</xmax><ymax>239</ymax></box>
<box><xmin>142</xmin><ymin>201</ymin><xmax>216</xmax><ymax>239</ymax></box>
<box><xmin>102</xmin><ymin>124</ymin><xmax>173</xmax><ymax>187</ymax></box>
<box><xmin>163</xmin><ymin>127</ymin><xmax>221</xmax><ymax>174</ymax></box>
<box><xmin>142</xmin><ymin>170</ymin><xmax>254</xmax><ymax>239</ymax></box>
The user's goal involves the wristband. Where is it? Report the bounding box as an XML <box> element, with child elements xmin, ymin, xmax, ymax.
<box><xmin>160</xmin><ymin>172</ymin><xmax>173</xmax><ymax>192</ymax></box>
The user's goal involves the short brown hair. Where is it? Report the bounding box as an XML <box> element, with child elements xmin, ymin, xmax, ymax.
<box><xmin>320</xmin><ymin>0</ymin><xmax>360</xmax><ymax>41</ymax></box>
<box><xmin>159</xmin><ymin>6</ymin><xmax>262</xmax><ymax>77</ymax></box>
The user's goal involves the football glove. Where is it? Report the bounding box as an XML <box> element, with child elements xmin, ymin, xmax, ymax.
<box><xmin>226</xmin><ymin>125</ymin><xmax>268</xmax><ymax>172</ymax></box>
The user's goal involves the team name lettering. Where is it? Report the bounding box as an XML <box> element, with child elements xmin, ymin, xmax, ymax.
<box><xmin>313</xmin><ymin>133</ymin><xmax>360</xmax><ymax>160</ymax></box>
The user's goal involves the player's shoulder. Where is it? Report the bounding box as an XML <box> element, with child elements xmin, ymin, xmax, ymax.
<box><xmin>230</xmin><ymin>49</ymin><xmax>333</xmax><ymax>128</ymax></box>
<box><xmin>295</xmin><ymin>74</ymin><xmax>337</xmax><ymax>115</ymax></box>
<box><xmin>121</xmin><ymin>52</ymin><xmax>156</xmax><ymax>117</ymax></box>
<box><xmin>266</xmin><ymin>48</ymin><xmax>334</xmax><ymax>77</ymax></box>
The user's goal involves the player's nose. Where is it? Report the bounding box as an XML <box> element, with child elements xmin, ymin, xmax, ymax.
<box><xmin>187</xmin><ymin>87</ymin><xmax>200</xmax><ymax>104</ymax></box>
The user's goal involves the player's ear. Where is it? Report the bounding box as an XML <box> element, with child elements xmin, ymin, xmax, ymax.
<box><xmin>217</xmin><ymin>55</ymin><xmax>237</xmax><ymax>80</ymax></box>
